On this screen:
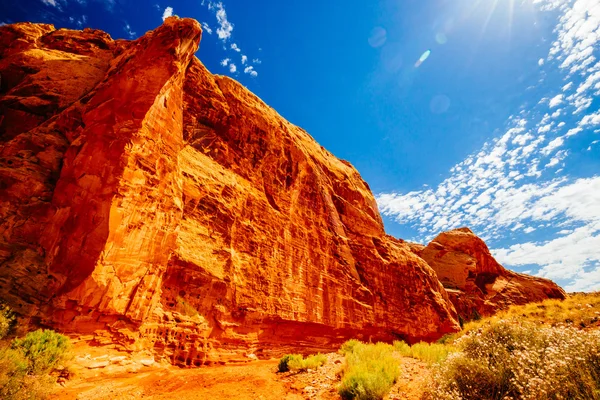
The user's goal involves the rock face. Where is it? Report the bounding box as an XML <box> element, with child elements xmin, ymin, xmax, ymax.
<box><xmin>419</xmin><ymin>228</ymin><xmax>566</xmax><ymax>322</ymax></box>
<box><xmin>0</xmin><ymin>19</ymin><xmax>461</xmax><ymax>365</ymax></box>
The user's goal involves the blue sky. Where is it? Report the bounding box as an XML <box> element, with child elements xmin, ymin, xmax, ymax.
<box><xmin>2</xmin><ymin>0</ymin><xmax>599</xmax><ymax>291</ymax></box>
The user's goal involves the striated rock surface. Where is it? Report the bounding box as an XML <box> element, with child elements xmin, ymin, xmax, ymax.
<box><xmin>0</xmin><ymin>19</ymin><xmax>461</xmax><ymax>365</ymax></box>
<box><xmin>419</xmin><ymin>228</ymin><xmax>566</xmax><ymax>322</ymax></box>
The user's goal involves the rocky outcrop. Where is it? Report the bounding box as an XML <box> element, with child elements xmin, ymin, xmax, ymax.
<box><xmin>0</xmin><ymin>19</ymin><xmax>461</xmax><ymax>365</ymax></box>
<box><xmin>419</xmin><ymin>228</ymin><xmax>566</xmax><ymax>322</ymax></box>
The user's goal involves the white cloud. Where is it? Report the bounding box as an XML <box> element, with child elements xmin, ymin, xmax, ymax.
<box><xmin>123</xmin><ymin>23</ymin><xmax>136</xmax><ymax>39</ymax></box>
<box><xmin>253</xmin><ymin>58</ymin><xmax>262</xmax><ymax>64</ymax></box>
<box><xmin>201</xmin><ymin>22</ymin><xmax>213</xmax><ymax>34</ymax></box>
<box><xmin>69</xmin><ymin>15</ymin><xmax>87</xmax><ymax>28</ymax></box>
<box><xmin>542</xmin><ymin>137</ymin><xmax>564</xmax><ymax>155</ymax></box>
<box><xmin>215</xmin><ymin>2</ymin><xmax>233</xmax><ymax>40</ymax></box>
<box><xmin>538</xmin><ymin>123</ymin><xmax>553</xmax><ymax>133</ymax></box>
<box><xmin>41</xmin><ymin>0</ymin><xmax>59</xmax><ymax>7</ymax></box>
<box><xmin>581</xmin><ymin>111</ymin><xmax>600</xmax><ymax>126</ymax></box>
<box><xmin>548</xmin><ymin>94</ymin><xmax>563</xmax><ymax>108</ymax></box>
<box><xmin>538</xmin><ymin>58</ymin><xmax>545</xmax><ymax>66</ymax></box>
<box><xmin>244</xmin><ymin>65</ymin><xmax>258</xmax><ymax>77</ymax></box>
<box><xmin>566</xmin><ymin>127</ymin><xmax>582</xmax><ymax>136</ymax></box>
<box><xmin>162</xmin><ymin>6</ymin><xmax>173</xmax><ymax>21</ymax></box>
<box><xmin>544</xmin><ymin>149</ymin><xmax>568</xmax><ymax>168</ymax></box>
<box><xmin>201</xmin><ymin>1</ymin><xmax>260</xmax><ymax>77</ymax></box>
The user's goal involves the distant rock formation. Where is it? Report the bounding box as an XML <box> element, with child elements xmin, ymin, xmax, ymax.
<box><xmin>0</xmin><ymin>18</ymin><xmax>461</xmax><ymax>365</ymax></box>
<box><xmin>419</xmin><ymin>228</ymin><xmax>566</xmax><ymax>322</ymax></box>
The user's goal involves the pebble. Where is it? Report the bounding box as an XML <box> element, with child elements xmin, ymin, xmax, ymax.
<box><xmin>87</xmin><ymin>360</ymin><xmax>110</xmax><ymax>369</ymax></box>
<box><xmin>140</xmin><ymin>359</ymin><xmax>155</xmax><ymax>367</ymax></box>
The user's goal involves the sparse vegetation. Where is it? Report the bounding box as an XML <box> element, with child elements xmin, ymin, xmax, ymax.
<box><xmin>175</xmin><ymin>296</ymin><xmax>205</xmax><ymax>321</ymax></box>
<box><xmin>278</xmin><ymin>353</ymin><xmax>326</xmax><ymax>372</ymax></box>
<box><xmin>11</xmin><ymin>329</ymin><xmax>71</xmax><ymax>375</ymax></box>
<box><xmin>334</xmin><ymin>294</ymin><xmax>600</xmax><ymax>400</ymax></box>
<box><xmin>338</xmin><ymin>341</ymin><xmax>400</xmax><ymax>400</ymax></box>
<box><xmin>425</xmin><ymin>319</ymin><xmax>600</xmax><ymax>400</ymax></box>
<box><xmin>462</xmin><ymin>292</ymin><xmax>600</xmax><ymax>333</ymax></box>
<box><xmin>0</xmin><ymin>303</ymin><xmax>16</xmax><ymax>339</ymax></box>
<box><xmin>0</xmin><ymin>304</ymin><xmax>71</xmax><ymax>400</ymax></box>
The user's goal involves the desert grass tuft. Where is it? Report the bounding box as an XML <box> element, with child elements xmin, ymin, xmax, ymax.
<box><xmin>393</xmin><ymin>341</ymin><xmax>453</xmax><ymax>365</ymax></box>
<box><xmin>338</xmin><ymin>341</ymin><xmax>399</xmax><ymax>400</ymax></box>
<box><xmin>278</xmin><ymin>353</ymin><xmax>326</xmax><ymax>372</ymax></box>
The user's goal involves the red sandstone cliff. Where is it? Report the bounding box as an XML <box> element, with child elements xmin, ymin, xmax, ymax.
<box><xmin>0</xmin><ymin>18</ymin><xmax>461</xmax><ymax>365</ymax></box>
<box><xmin>418</xmin><ymin>228</ymin><xmax>566</xmax><ymax>322</ymax></box>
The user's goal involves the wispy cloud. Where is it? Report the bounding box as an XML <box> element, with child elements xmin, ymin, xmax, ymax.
<box><xmin>201</xmin><ymin>22</ymin><xmax>213</xmax><ymax>34</ymax></box>
<box><xmin>220</xmin><ymin>58</ymin><xmax>230</xmax><ymax>66</ymax></box>
<box><xmin>214</xmin><ymin>2</ymin><xmax>233</xmax><ymax>40</ymax></box>
<box><xmin>123</xmin><ymin>22</ymin><xmax>136</xmax><ymax>39</ymax></box>
<box><xmin>162</xmin><ymin>6</ymin><xmax>173</xmax><ymax>21</ymax></box>
<box><xmin>41</xmin><ymin>0</ymin><xmax>60</xmax><ymax>7</ymax></box>
<box><xmin>201</xmin><ymin>1</ymin><xmax>260</xmax><ymax>78</ymax></box>
<box><xmin>376</xmin><ymin>0</ymin><xmax>600</xmax><ymax>290</ymax></box>
<box><xmin>68</xmin><ymin>15</ymin><xmax>87</xmax><ymax>28</ymax></box>
<box><xmin>41</xmin><ymin>0</ymin><xmax>115</xmax><ymax>12</ymax></box>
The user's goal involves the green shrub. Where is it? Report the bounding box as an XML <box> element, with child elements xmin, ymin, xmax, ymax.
<box><xmin>0</xmin><ymin>304</ymin><xmax>16</xmax><ymax>339</ymax></box>
<box><xmin>278</xmin><ymin>354</ymin><xmax>301</xmax><ymax>372</ymax></box>
<box><xmin>426</xmin><ymin>319</ymin><xmax>600</xmax><ymax>400</ymax></box>
<box><xmin>393</xmin><ymin>340</ymin><xmax>453</xmax><ymax>364</ymax></box>
<box><xmin>11</xmin><ymin>329</ymin><xmax>71</xmax><ymax>375</ymax></box>
<box><xmin>175</xmin><ymin>297</ymin><xmax>200</xmax><ymax>317</ymax></box>
<box><xmin>0</xmin><ymin>345</ymin><xmax>54</xmax><ymax>399</ymax></box>
<box><xmin>278</xmin><ymin>353</ymin><xmax>326</xmax><ymax>372</ymax></box>
<box><xmin>0</xmin><ymin>347</ymin><xmax>28</xmax><ymax>398</ymax></box>
<box><xmin>338</xmin><ymin>342</ymin><xmax>399</xmax><ymax>400</ymax></box>
<box><xmin>436</xmin><ymin>333</ymin><xmax>456</xmax><ymax>345</ymax></box>
<box><xmin>340</xmin><ymin>339</ymin><xmax>362</xmax><ymax>355</ymax></box>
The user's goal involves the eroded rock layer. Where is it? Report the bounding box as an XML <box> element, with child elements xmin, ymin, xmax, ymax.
<box><xmin>419</xmin><ymin>228</ymin><xmax>566</xmax><ymax>322</ymax></box>
<box><xmin>0</xmin><ymin>19</ymin><xmax>461</xmax><ymax>364</ymax></box>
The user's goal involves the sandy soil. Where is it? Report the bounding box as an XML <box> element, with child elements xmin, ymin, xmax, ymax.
<box><xmin>51</xmin><ymin>360</ymin><xmax>305</xmax><ymax>400</ymax></box>
<box><xmin>50</xmin><ymin>343</ymin><xmax>429</xmax><ymax>400</ymax></box>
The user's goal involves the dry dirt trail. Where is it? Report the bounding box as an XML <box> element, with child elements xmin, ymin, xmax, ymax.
<box><xmin>50</xmin><ymin>350</ymin><xmax>429</xmax><ymax>400</ymax></box>
<box><xmin>51</xmin><ymin>360</ymin><xmax>304</xmax><ymax>400</ymax></box>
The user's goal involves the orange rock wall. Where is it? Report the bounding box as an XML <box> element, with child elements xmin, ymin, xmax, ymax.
<box><xmin>0</xmin><ymin>19</ymin><xmax>460</xmax><ymax>364</ymax></box>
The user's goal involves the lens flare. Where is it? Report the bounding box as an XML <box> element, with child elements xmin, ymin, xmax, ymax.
<box><xmin>415</xmin><ymin>50</ymin><xmax>431</xmax><ymax>67</ymax></box>
<box><xmin>368</xmin><ymin>27</ymin><xmax>387</xmax><ymax>48</ymax></box>
<box><xmin>430</xmin><ymin>94</ymin><xmax>451</xmax><ymax>114</ymax></box>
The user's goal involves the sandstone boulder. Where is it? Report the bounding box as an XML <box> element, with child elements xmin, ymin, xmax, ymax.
<box><xmin>419</xmin><ymin>228</ymin><xmax>566</xmax><ymax>322</ymax></box>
